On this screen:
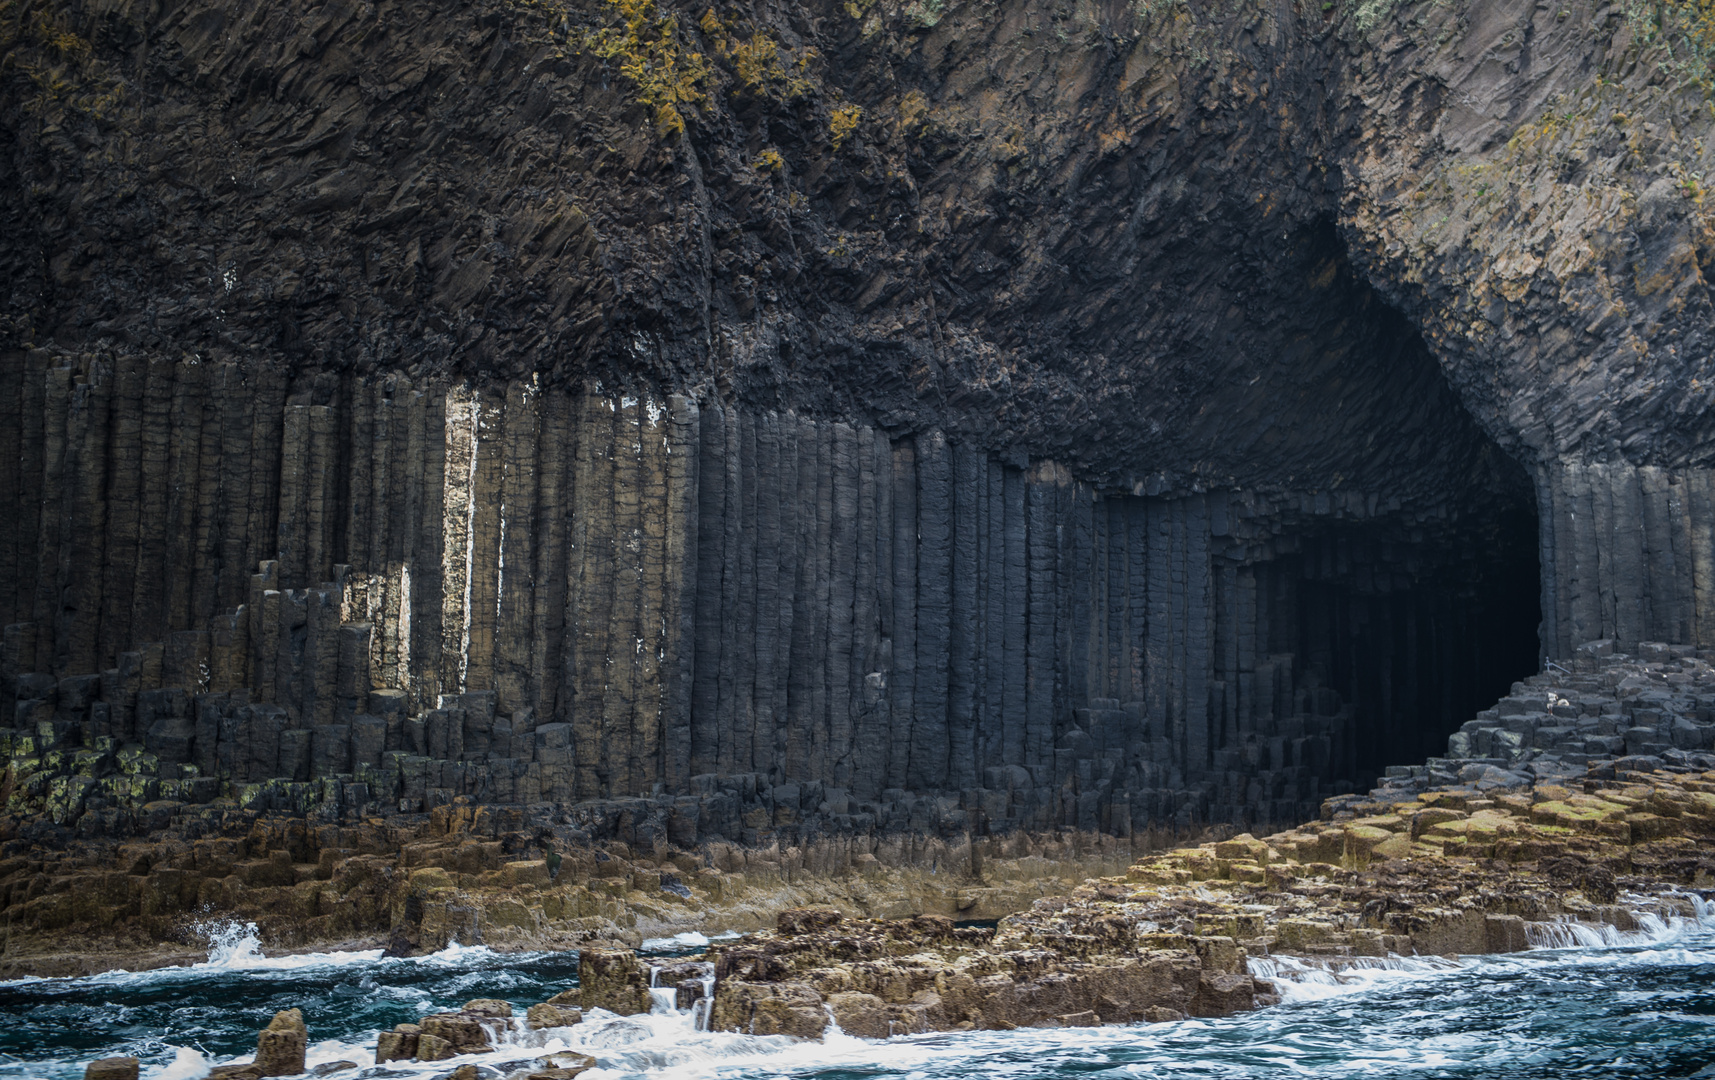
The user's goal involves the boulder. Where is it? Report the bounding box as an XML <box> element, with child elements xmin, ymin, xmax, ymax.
<box><xmin>578</xmin><ymin>948</ymin><xmax>651</xmax><ymax>1015</ymax></box>
<box><xmin>414</xmin><ymin>1034</ymin><xmax>454</xmax><ymax>1061</ymax></box>
<box><xmin>525</xmin><ymin>1003</ymin><xmax>582</xmax><ymax>1029</ymax></box>
<box><xmin>254</xmin><ymin>1009</ymin><xmax>307</xmax><ymax>1077</ymax></box>
<box><xmin>710</xmin><ymin>980</ymin><xmax>828</xmax><ymax>1038</ymax></box>
<box><xmin>84</xmin><ymin>1059</ymin><xmax>140</xmax><ymax>1080</ymax></box>
<box><xmin>374</xmin><ymin>1023</ymin><xmax>420</xmax><ymax>1063</ymax></box>
<box><xmin>419</xmin><ymin>1012</ymin><xmax>491</xmax><ymax>1054</ymax></box>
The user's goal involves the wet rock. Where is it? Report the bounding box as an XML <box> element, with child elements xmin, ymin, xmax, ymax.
<box><xmin>460</xmin><ymin>999</ymin><xmax>513</xmax><ymax>1018</ymax></box>
<box><xmin>375</xmin><ymin>1023</ymin><xmax>421</xmax><ymax>1063</ymax></box>
<box><xmin>825</xmin><ymin>993</ymin><xmax>899</xmax><ymax>1039</ymax></box>
<box><xmin>415</xmin><ymin>1034</ymin><xmax>454</xmax><ymax>1062</ymax></box>
<box><xmin>419</xmin><ymin>1012</ymin><xmax>493</xmax><ymax>1055</ymax></box>
<box><xmin>709</xmin><ymin>981</ymin><xmax>829</xmax><ymax>1039</ymax></box>
<box><xmin>524</xmin><ymin>1003</ymin><xmax>582</xmax><ymax>1029</ymax></box>
<box><xmin>577</xmin><ymin>948</ymin><xmax>651</xmax><ymax>1016</ymax></box>
<box><xmin>309</xmin><ymin>1063</ymin><xmax>357</xmax><ymax>1077</ymax></box>
<box><xmin>382</xmin><ymin>929</ymin><xmax>419</xmax><ymax>958</ymax></box>
<box><xmin>1484</xmin><ymin>915</ymin><xmax>1529</xmax><ymax>953</ymax></box>
<box><xmin>650</xmin><ymin>961</ymin><xmax>716</xmax><ymax>1011</ymax></box>
<box><xmin>84</xmin><ymin>1059</ymin><xmax>139</xmax><ymax>1080</ymax></box>
<box><xmin>254</xmin><ymin>1009</ymin><xmax>307</xmax><ymax>1078</ymax></box>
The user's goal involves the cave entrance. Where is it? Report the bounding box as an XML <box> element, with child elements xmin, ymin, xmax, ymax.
<box><xmin>1194</xmin><ymin>479</ymin><xmax>1541</xmax><ymax>826</ymax></box>
<box><xmin>1170</xmin><ymin>223</ymin><xmax>1544</xmax><ymax>822</ymax></box>
<box><xmin>1240</xmin><ymin>497</ymin><xmax>1543</xmax><ymax>796</ymax></box>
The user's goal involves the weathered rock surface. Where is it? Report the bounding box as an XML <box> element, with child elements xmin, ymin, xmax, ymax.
<box><xmin>83</xmin><ymin>1059</ymin><xmax>139</xmax><ymax>1080</ymax></box>
<box><xmin>0</xmin><ymin>795</ymin><xmax>1139</xmax><ymax>977</ymax></box>
<box><xmin>375</xmin><ymin>1002</ymin><xmax>511</xmax><ymax>1063</ymax></box>
<box><xmin>198</xmin><ymin>1009</ymin><xmax>309</xmax><ymax>1080</ymax></box>
<box><xmin>681</xmin><ymin>762</ymin><xmax>1715</xmax><ymax>1037</ymax></box>
<box><xmin>1380</xmin><ymin>644</ymin><xmax>1715</xmax><ymax>796</ymax></box>
<box><xmin>253</xmin><ymin>1009</ymin><xmax>308</xmax><ymax>1078</ymax></box>
<box><xmin>577</xmin><ymin>948</ymin><xmax>654</xmax><ymax>1015</ymax></box>
<box><xmin>5</xmin><ymin>0</ymin><xmax>1711</xmax><ymax>477</ymax></box>
<box><xmin>703</xmin><ymin>906</ymin><xmax>1268</xmax><ymax>1034</ymax></box>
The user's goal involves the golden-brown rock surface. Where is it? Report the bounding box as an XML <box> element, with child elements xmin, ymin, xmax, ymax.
<box><xmin>684</xmin><ymin>765</ymin><xmax>1715</xmax><ymax>1038</ymax></box>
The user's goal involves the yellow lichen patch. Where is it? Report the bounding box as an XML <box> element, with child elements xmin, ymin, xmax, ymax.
<box><xmin>1228</xmin><ymin>862</ymin><xmax>1269</xmax><ymax>884</ymax></box>
<box><xmin>0</xmin><ymin>4</ymin><xmax>123</xmax><ymax>120</ymax></box>
<box><xmin>700</xmin><ymin>8</ymin><xmax>816</xmax><ymax>101</ymax></box>
<box><xmin>1348</xmin><ymin>815</ymin><xmax>1404</xmax><ymax>832</ymax></box>
<box><xmin>1213</xmin><ymin>833</ymin><xmax>1273</xmax><ymax>862</ymax></box>
<box><xmin>583</xmin><ymin>0</ymin><xmax>714</xmax><ymax>137</ymax></box>
<box><xmin>1342</xmin><ymin>825</ymin><xmax>1397</xmax><ymax>867</ymax></box>
<box><xmin>1372</xmin><ymin>833</ymin><xmax>1412</xmax><ymax>860</ymax></box>
<box><xmin>1125</xmin><ymin>864</ymin><xmax>1190</xmax><ymax>885</ymax></box>
<box><xmin>830</xmin><ymin>104</ymin><xmax>863</xmax><ymax>150</ymax></box>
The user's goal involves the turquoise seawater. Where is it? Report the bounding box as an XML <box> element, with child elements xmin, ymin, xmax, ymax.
<box><xmin>3</xmin><ymin>905</ymin><xmax>1713</xmax><ymax>1080</ymax></box>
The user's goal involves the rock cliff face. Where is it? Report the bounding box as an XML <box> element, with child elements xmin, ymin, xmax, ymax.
<box><xmin>2</xmin><ymin>0</ymin><xmax>1713</xmax><ymax>846</ymax></box>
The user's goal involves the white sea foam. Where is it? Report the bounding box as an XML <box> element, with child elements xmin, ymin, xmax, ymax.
<box><xmin>1526</xmin><ymin>891</ymin><xmax>1715</xmax><ymax>951</ymax></box>
<box><xmin>149</xmin><ymin>919</ymin><xmax>395</xmax><ymax>980</ymax></box>
<box><xmin>1247</xmin><ymin>952</ymin><xmax>1463</xmax><ymax>1003</ymax></box>
<box><xmin>149</xmin><ymin>1046</ymin><xmax>211</xmax><ymax>1080</ymax></box>
<box><xmin>640</xmin><ymin>930</ymin><xmax>741</xmax><ymax>952</ymax></box>
<box><xmin>1247</xmin><ymin>891</ymin><xmax>1715</xmax><ymax>1005</ymax></box>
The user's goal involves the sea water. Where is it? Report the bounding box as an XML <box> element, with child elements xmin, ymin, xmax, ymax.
<box><xmin>3</xmin><ymin>901</ymin><xmax>1713</xmax><ymax>1080</ymax></box>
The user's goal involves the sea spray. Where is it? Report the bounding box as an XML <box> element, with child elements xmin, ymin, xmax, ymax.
<box><xmin>3</xmin><ymin>919</ymin><xmax>1714</xmax><ymax>1080</ymax></box>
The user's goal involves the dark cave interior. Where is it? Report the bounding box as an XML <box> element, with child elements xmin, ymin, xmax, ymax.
<box><xmin>1198</xmin><ymin>277</ymin><xmax>1546</xmax><ymax>804</ymax></box>
<box><xmin>1248</xmin><ymin>501</ymin><xmax>1543</xmax><ymax>797</ymax></box>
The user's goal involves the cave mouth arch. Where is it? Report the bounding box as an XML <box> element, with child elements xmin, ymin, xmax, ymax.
<box><xmin>1148</xmin><ymin>221</ymin><xmax>1546</xmax><ymax>815</ymax></box>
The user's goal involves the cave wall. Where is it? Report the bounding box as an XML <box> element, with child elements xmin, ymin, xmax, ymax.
<box><xmin>2</xmin><ymin>345</ymin><xmax>1561</xmax><ymax>835</ymax></box>
<box><xmin>7</xmin><ymin>0</ymin><xmax>1715</xmax><ymax>839</ymax></box>
<box><xmin>1537</xmin><ymin>460</ymin><xmax>1715</xmax><ymax>659</ymax></box>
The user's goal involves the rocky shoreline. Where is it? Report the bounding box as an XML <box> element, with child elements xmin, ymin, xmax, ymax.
<box><xmin>136</xmin><ymin>750</ymin><xmax>1715</xmax><ymax>1080</ymax></box>
<box><xmin>664</xmin><ymin>760</ymin><xmax>1715</xmax><ymax>1039</ymax></box>
<box><xmin>38</xmin><ymin>645</ymin><xmax>1715</xmax><ymax>1080</ymax></box>
<box><xmin>0</xmin><ymin>816</ymin><xmax>1144</xmax><ymax>979</ymax></box>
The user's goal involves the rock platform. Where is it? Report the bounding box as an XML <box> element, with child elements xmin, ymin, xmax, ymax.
<box><xmin>639</xmin><ymin>760</ymin><xmax>1715</xmax><ymax>1038</ymax></box>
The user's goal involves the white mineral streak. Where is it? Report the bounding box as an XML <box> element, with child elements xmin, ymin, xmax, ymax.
<box><xmin>440</xmin><ymin>387</ymin><xmax>477</xmax><ymax>694</ymax></box>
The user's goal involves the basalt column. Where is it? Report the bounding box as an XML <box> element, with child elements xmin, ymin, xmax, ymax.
<box><xmin>3</xmin><ymin>351</ymin><xmax>1550</xmax><ymax>834</ymax></box>
<box><xmin>1536</xmin><ymin>460</ymin><xmax>1715</xmax><ymax>659</ymax></box>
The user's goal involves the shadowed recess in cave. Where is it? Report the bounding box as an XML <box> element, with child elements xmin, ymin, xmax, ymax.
<box><xmin>1030</xmin><ymin>487</ymin><xmax>1544</xmax><ymax>829</ymax></box>
<box><xmin>1047</xmin><ymin>223</ymin><xmax>1544</xmax><ymax>825</ymax></box>
<box><xmin>0</xmin><ymin>247</ymin><xmax>1543</xmax><ymax>838</ymax></box>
